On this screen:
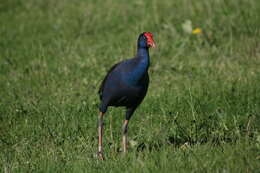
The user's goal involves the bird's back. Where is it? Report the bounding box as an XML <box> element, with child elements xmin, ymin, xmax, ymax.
<box><xmin>98</xmin><ymin>62</ymin><xmax>121</xmax><ymax>100</ymax></box>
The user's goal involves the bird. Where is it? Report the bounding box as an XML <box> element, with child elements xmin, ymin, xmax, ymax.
<box><xmin>97</xmin><ymin>32</ymin><xmax>155</xmax><ymax>160</ymax></box>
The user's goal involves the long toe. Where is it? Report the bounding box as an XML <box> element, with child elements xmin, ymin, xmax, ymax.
<box><xmin>97</xmin><ymin>152</ymin><xmax>105</xmax><ymax>161</ymax></box>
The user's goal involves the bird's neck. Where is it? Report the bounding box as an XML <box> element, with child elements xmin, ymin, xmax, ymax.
<box><xmin>136</xmin><ymin>47</ymin><xmax>150</xmax><ymax>69</ymax></box>
<box><xmin>126</xmin><ymin>47</ymin><xmax>150</xmax><ymax>85</ymax></box>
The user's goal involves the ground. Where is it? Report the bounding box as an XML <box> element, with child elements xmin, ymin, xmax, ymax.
<box><xmin>0</xmin><ymin>0</ymin><xmax>260</xmax><ymax>172</ymax></box>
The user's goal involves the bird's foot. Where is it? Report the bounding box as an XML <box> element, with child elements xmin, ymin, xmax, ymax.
<box><xmin>97</xmin><ymin>151</ymin><xmax>105</xmax><ymax>160</ymax></box>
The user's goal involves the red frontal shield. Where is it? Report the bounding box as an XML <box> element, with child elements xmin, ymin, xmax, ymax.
<box><xmin>144</xmin><ymin>32</ymin><xmax>155</xmax><ymax>48</ymax></box>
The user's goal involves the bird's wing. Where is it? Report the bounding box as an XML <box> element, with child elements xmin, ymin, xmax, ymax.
<box><xmin>98</xmin><ymin>62</ymin><xmax>121</xmax><ymax>99</ymax></box>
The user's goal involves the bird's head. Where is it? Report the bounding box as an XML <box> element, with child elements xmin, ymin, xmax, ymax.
<box><xmin>137</xmin><ymin>32</ymin><xmax>156</xmax><ymax>49</ymax></box>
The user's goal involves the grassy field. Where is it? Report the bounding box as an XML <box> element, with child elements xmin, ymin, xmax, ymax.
<box><xmin>1</xmin><ymin>0</ymin><xmax>260</xmax><ymax>172</ymax></box>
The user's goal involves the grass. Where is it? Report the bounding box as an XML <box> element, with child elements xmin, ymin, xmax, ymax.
<box><xmin>0</xmin><ymin>0</ymin><xmax>260</xmax><ymax>172</ymax></box>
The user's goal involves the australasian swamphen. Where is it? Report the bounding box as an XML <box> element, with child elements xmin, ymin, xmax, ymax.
<box><xmin>98</xmin><ymin>32</ymin><xmax>155</xmax><ymax>160</ymax></box>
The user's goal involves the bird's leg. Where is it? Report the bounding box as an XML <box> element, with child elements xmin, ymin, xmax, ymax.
<box><xmin>98</xmin><ymin>112</ymin><xmax>105</xmax><ymax>160</ymax></box>
<box><xmin>122</xmin><ymin>119</ymin><xmax>129</xmax><ymax>153</ymax></box>
<box><xmin>122</xmin><ymin>107</ymin><xmax>135</xmax><ymax>153</ymax></box>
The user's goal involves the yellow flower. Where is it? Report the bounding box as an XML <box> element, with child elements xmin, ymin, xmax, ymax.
<box><xmin>192</xmin><ymin>28</ymin><xmax>202</xmax><ymax>34</ymax></box>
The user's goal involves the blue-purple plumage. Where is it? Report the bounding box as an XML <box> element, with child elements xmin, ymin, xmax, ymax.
<box><xmin>98</xmin><ymin>33</ymin><xmax>153</xmax><ymax>120</ymax></box>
